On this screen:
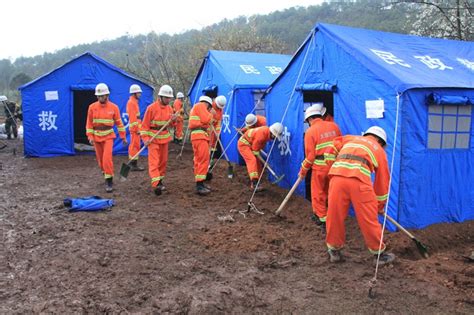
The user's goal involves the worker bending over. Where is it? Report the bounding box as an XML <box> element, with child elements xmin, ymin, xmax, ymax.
<box><xmin>241</xmin><ymin>113</ymin><xmax>266</xmax><ymax>133</ymax></box>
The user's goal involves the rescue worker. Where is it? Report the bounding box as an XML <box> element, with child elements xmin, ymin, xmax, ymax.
<box><xmin>126</xmin><ymin>84</ymin><xmax>145</xmax><ymax>171</ymax></box>
<box><xmin>208</xmin><ymin>95</ymin><xmax>227</xmax><ymax>179</ymax></box>
<box><xmin>140</xmin><ymin>85</ymin><xmax>176</xmax><ymax>196</ymax></box>
<box><xmin>1</xmin><ymin>96</ymin><xmax>19</xmax><ymax>139</ymax></box>
<box><xmin>238</xmin><ymin>122</ymin><xmax>284</xmax><ymax>191</ymax></box>
<box><xmin>325</xmin><ymin>126</ymin><xmax>395</xmax><ymax>265</ymax></box>
<box><xmin>86</xmin><ymin>83</ymin><xmax>127</xmax><ymax>193</ymax></box>
<box><xmin>189</xmin><ymin>95</ymin><xmax>215</xmax><ymax>195</ymax></box>
<box><xmin>298</xmin><ymin>104</ymin><xmax>341</xmax><ymax>232</ymax></box>
<box><xmin>241</xmin><ymin>113</ymin><xmax>267</xmax><ymax>133</ymax></box>
<box><xmin>321</xmin><ymin>106</ymin><xmax>334</xmax><ymax>122</ymax></box>
<box><xmin>173</xmin><ymin>92</ymin><xmax>185</xmax><ymax>144</ymax></box>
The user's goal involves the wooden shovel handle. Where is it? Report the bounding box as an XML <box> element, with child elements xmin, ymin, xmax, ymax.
<box><xmin>275</xmin><ymin>176</ymin><xmax>303</xmax><ymax>216</ymax></box>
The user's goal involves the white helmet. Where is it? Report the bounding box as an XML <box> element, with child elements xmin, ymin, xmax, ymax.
<box><xmin>321</xmin><ymin>106</ymin><xmax>327</xmax><ymax>116</ymax></box>
<box><xmin>199</xmin><ymin>95</ymin><xmax>213</xmax><ymax>105</ymax></box>
<box><xmin>245</xmin><ymin>114</ymin><xmax>257</xmax><ymax>127</ymax></box>
<box><xmin>269</xmin><ymin>122</ymin><xmax>284</xmax><ymax>140</ymax></box>
<box><xmin>176</xmin><ymin>92</ymin><xmax>184</xmax><ymax>98</ymax></box>
<box><xmin>129</xmin><ymin>84</ymin><xmax>142</xmax><ymax>94</ymax></box>
<box><xmin>364</xmin><ymin>126</ymin><xmax>387</xmax><ymax>145</ymax></box>
<box><xmin>158</xmin><ymin>84</ymin><xmax>174</xmax><ymax>98</ymax></box>
<box><xmin>215</xmin><ymin>95</ymin><xmax>227</xmax><ymax>109</ymax></box>
<box><xmin>304</xmin><ymin>104</ymin><xmax>323</xmax><ymax>121</ymax></box>
<box><xmin>0</xmin><ymin>95</ymin><xmax>7</xmax><ymax>102</ymax></box>
<box><xmin>95</xmin><ymin>83</ymin><xmax>110</xmax><ymax>96</ymax></box>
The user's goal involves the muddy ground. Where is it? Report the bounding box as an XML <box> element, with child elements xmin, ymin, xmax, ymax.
<box><xmin>1</xmin><ymin>138</ymin><xmax>473</xmax><ymax>314</ymax></box>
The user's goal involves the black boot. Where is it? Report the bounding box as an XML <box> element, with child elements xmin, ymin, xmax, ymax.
<box><xmin>130</xmin><ymin>160</ymin><xmax>145</xmax><ymax>171</ymax></box>
<box><xmin>105</xmin><ymin>178</ymin><xmax>113</xmax><ymax>193</ymax></box>
<box><xmin>196</xmin><ymin>182</ymin><xmax>211</xmax><ymax>195</ymax></box>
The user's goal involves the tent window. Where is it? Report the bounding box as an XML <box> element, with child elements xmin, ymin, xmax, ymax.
<box><xmin>253</xmin><ymin>92</ymin><xmax>265</xmax><ymax>116</ymax></box>
<box><xmin>427</xmin><ymin>104</ymin><xmax>471</xmax><ymax>149</ymax></box>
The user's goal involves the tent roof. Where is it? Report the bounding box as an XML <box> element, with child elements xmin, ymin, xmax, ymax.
<box><xmin>19</xmin><ymin>52</ymin><xmax>154</xmax><ymax>90</ymax></box>
<box><xmin>270</xmin><ymin>23</ymin><xmax>474</xmax><ymax>93</ymax></box>
<box><xmin>189</xmin><ymin>50</ymin><xmax>291</xmax><ymax>92</ymax></box>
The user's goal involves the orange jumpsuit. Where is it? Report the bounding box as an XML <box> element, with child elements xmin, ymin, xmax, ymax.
<box><xmin>324</xmin><ymin>113</ymin><xmax>334</xmax><ymax>122</ymax></box>
<box><xmin>86</xmin><ymin>101</ymin><xmax>126</xmax><ymax>179</ymax></box>
<box><xmin>141</xmin><ymin>100</ymin><xmax>175</xmax><ymax>187</ymax></box>
<box><xmin>173</xmin><ymin>99</ymin><xmax>184</xmax><ymax>141</ymax></box>
<box><xmin>241</xmin><ymin>115</ymin><xmax>267</xmax><ymax>133</ymax></box>
<box><xmin>209</xmin><ymin>102</ymin><xmax>223</xmax><ymax>153</ymax></box>
<box><xmin>126</xmin><ymin>95</ymin><xmax>142</xmax><ymax>160</ymax></box>
<box><xmin>299</xmin><ymin>118</ymin><xmax>341</xmax><ymax>222</ymax></box>
<box><xmin>326</xmin><ymin>135</ymin><xmax>390</xmax><ymax>254</ymax></box>
<box><xmin>189</xmin><ymin>101</ymin><xmax>213</xmax><ymax>182</ymax></box>
<box><xmin>238</xmin><ymin>126</ymin><xmax>271</xmax><ymax>180</ymax></box>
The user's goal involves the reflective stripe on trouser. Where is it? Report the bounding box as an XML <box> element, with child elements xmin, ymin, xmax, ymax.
<box><xmin>237</xmin><ymin>141</ymin><xmax>262</xmax><ymax>181</ymax></box>
<box><xmin>175</xmin><ymin>120</ymin><xmax>183</xmax><ymax>140</ymax></box>
<box><xmin>326</xmin><ymin>176</ymin><xmax>386</xmax><ymax>254</ymax></box>
<box><xmin>128</xmin><ymin>132</ymin><xmax>141</xmax><ymax>160</ymax></box>
<box><xmin>148</xmin><ymin>142</ymin><xmax>169</xmax><ymax>187</ymax></box>
<box><xmin>311</xmin><ymin>168</ymin><xmax>330</xmax><ymax>221</ymax></box>
<box><xmin>192</xmin><ymin>139</ymin><xmax>210</xmax><ymax>182</ymax></box>
<box><xmin>94</xmin><ymin>139</ymin><xmax>114</xmax><ymax>179</ymax></box>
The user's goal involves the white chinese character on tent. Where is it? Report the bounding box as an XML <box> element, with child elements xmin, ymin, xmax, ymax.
<box><xmin>414</xmin><ymin>55</ymin><xmax>453</xmax><ymax>70</ymax></box>
<box><xmin>222</xmin><ymin>114</ymin><xmax>231</xmax><ymax>134</ymax></box>
<box><xmin>265</xmin><ymin>66</ymin><xmax>283</xmax><ymax>75</ymax></box>
<box><xmin>370</xmin><ymin>49</ymin><xmax>411</xmax><ymax>68</ymax></box>
<box><xmin>38</xmin><ymin>111</ymin><xmax>58</xmax><ymax>131</ymax></box>
<box><xmin>278</xmin><ymin>126</ymin><xmax>291</xmax><ymax>156</ymax></box>
<box><xmin>457</xmin><ymin>58</ymin><xmax>474</xmax><ymax>71</ymax></box>
<box><xmin>240</xmin><ymin>65</ymin><xmax>260</xmax><ymax>74</ymax></box>
<box><xmin>122</xmin><ymin>112</ymin><xmax>130</xmax><ymax>129</ymax></box>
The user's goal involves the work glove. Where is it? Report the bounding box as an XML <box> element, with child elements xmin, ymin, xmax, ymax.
<box><xmin>298</xmin><ymin>168</ymin><xmax>307</xmax><ymax>179</ymax></box>
<box><xmin>377</xmin><ymin>201</ymin><xmax>386</xmax><ymax>214</ymax></box>
<box><xmin>89</xmin><ymin>139</ymin><xmax>94</xmax><ymax>146</ymax></box>
<box><xmin>122</xmin><ymin>138</ymin><xmax>128</xmax><ymax>146</ymax></box>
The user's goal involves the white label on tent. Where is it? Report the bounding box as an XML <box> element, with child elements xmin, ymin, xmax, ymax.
<box><xmin>365</xmin><ymin>99</ymin><xmax>384</xmax><ymax>119</ymax></box>
<box><xmin>45</xmin><ymin>91</ymin><xmax>59</xmax><ymax>101</ymax></box>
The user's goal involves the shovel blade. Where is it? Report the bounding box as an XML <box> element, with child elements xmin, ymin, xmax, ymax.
<box><xmin>414</xmin><ymin>238</ymin><xmax>429</xmax><ymax>259</ymax></box>
<box><xmin>119</xmin><ymin>163</ymin><xmax>131</xmax><ymax>181</ymax></box>
<box><xmin>271</xmin><ymin>174</ymin><xmax>285</xmax><ymax>184</ymax></box>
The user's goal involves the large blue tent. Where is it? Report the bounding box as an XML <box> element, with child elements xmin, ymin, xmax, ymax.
<box><xmin>264</xmin><ymin>23</ymin><xmax>474</xmax><ymax>229</ymax></box>
<box><xmin>188</xmin><ymin>50</ymin><xmax>291</xmax><ymax>163</ymax></box>
<box><xmin>19</xmin><ymin>52</ymin><xmax>154</xmax><ymax>157</ymax></box>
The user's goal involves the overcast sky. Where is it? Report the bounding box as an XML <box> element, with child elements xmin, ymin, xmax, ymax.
<box><xmin>0</xmin><ymin>0</ymin><xmax>321</xmax><ymax>60</ymax></box>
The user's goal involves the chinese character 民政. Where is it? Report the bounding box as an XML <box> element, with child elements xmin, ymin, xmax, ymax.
<box><xmin>370</xmin><ymin>49</ymin><xmax>411</xmax><ymax>68</ymax></box>
<box><xmin>414</xmin><ymin>55</ymin><xmax>453</xmax><ymax>70</ymax></box>
<box><xmin>265</xmin><ymin>66</ymin><xmax>283</xmax><ymax>75</ymax></box>
<box><xmin>278</xmin><ymin>126</ymin><xmax>292</xmax><ymax>156</ymax></box>
<box><xmin>38</xmin><ymin>111</ymin><xmax>58</xmax><ymax>131</ymax></box>
<box><xmin>240</xmin><ymin>65</ymin><xmax>261</xmax><ymax>74</ymax></box>
<box><xmin>457</xmin><ymin>58</ymin><xmax>474</xmax><ymax>71</ymax></box>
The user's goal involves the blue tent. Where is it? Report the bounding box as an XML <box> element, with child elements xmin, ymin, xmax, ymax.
<box><xmin>188</xmin><ymin>50</ymin><xmax>291</xmax><ymax>163</ymax></box>
<box><xmin>19</xmin><ymin>52</ymin><xmax>154</xmax><ymax>157</ymax></box>
<box><xmin>264</xmin><ymin>23</ymin><xmax>474</xmax><ymax>229</ymax></box>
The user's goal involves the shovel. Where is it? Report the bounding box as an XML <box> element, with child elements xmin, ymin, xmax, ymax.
<box><xmin>275</xmin><ymin>176</ymin><xmax>303</xmax><ymax>216</ymax></box>
<box><xmin>384</xmin><ymin>213</ymin><xmax>429</xmax><ymax>259</ymax></box>
<box><xmin>119</xmin><ymin>119</ymin><xmax>172</xmax><ymax>181</ymax></box>
<box><xmin>255</xmin><ymin>152</ymin><xmax>284</xmax><ymax>184</ymax></box>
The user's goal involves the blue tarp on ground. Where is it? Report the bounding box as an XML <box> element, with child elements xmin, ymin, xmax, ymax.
<box><xmin>188</xmin><ymin>50</ymin><xmax>291</xmax><ymax>163</ymax></box>
<box><xmin>264</xmin><ymin>23</ymin><xmax>474</xmax><ymax>230</ymax></box>
<box><xmin>19</xmin><ymin>52</ymin><xmax>154</xmax><ymax>157</ymax></box>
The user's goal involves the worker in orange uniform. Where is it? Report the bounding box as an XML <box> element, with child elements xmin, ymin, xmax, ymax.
<box><xmin>173</xmin><ymin>92</ymin><xmax>186</xmax><ymax>144</ymax></box>
<box><xmin>238</xmin><ymin>122</ymin><xmax>284</xmax><ymax>191</ymax></box>
<box><xmin>189</xmin><ymin>95</ymin><xmax>215</xmax><ymax>195</ymax></box>
<box><xmin>298</xmin><ymin>104</ymin><xmax>341</xmax><ymax>233</ymax></box>
<box><xmin>321</xmin><ymin>105</ymin><xmax>334</xmax><ymax>122</ymax></box>
<box><xmin>140</xmin><ymin>85</ymin><xmax>176</xmax><ymax>196</ymax></box>
<box><xmin>86</xmin><ymin>83</ymin><xmax>127</xmax><ymax>193</ymax></box>
<box><xmin>325</xmin><ymin>126</ymin><xmax>395</xmax><ymax>265</ymax></box>
<box><xmin>208</xmin><ymin>95</ymin><xmax>227</xmax><ymax>179</ymax></box>
<box><xmin>241</xmin><ymin>113</ymin><xmax>267</xmax><ymax>133</ymax></box>
<box><xmin>126</xmin><ymin>84</ymin><xmax>145</xmax><ymax>171</ymax></box>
